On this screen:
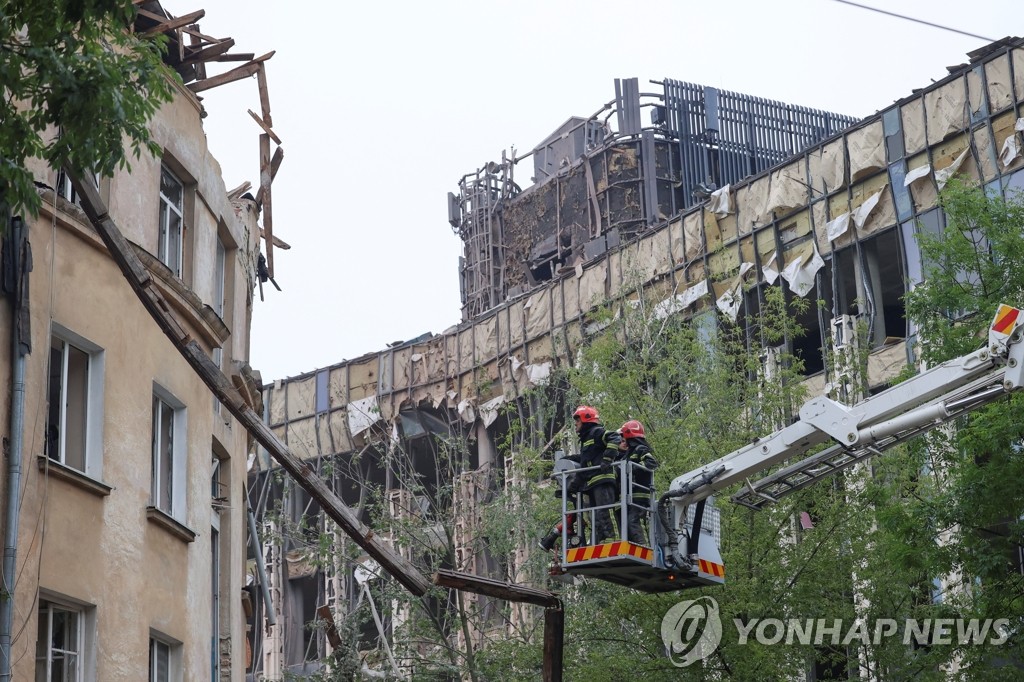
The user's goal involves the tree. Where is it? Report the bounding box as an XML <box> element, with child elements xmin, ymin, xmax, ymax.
<box><xmin>0</xmin><ymin>0</ymin><xmax>174</xmax><ymax>217</ymax></box>
<box><xmin>470</xmin><ymin>284</ymin><xmax>869</xmax><ymax>680</ymax></box>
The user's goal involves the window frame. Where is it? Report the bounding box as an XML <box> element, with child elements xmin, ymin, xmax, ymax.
<box><xmin>158</xmin><ymin>166</ymin><xmax>185</xmax><ymax>278</ymax></box>
<box><xmin>46</xmin><ymin>325</ymin><xmax>105</xmax><ymax>480</ymax></box>
<box><xmin>35</xmin><ymin>595</ymin><xmax>95</xmax><ymax>682</ymax></box>
<box><xmin>151</xmin><ymin>385</ymin><xmax>187</xmax><ymax>520</ymax></box>
<box><xmin>148</xmin><ymin>631</ymin><xmax>182</xmax><ymax>682</ymax></box>
<box><xmin>214</xmin><ymin>236</ymin><xmax>227</xmax><ymax>319</ymax></box>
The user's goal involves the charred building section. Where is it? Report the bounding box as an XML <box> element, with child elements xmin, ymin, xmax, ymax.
<box><xmin>450</xmin><ymin>78</ymin><xmax>857</xmax><ymax>321</ymax></box>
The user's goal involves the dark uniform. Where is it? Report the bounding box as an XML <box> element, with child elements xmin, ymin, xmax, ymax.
<box><xmin>621</xmin><ymin>435</ymin><xmax>658</xmax><ymax>545</ymax></box>
<box><xmin>576</xmin><ymin>420</ymin><xmax>622</xmax><ymax>544</ymax></box>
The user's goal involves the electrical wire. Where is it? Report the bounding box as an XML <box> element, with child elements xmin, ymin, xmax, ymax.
<box><xmin>831</xmin><ymin>0</ymin><xmax>995</xmax><ymax>42</ymax></box>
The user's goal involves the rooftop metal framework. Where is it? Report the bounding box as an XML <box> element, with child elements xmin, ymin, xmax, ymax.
<box><xmin>450</xmin><ymin>78</ymin><xmax>857</xmax><ymax>321</ymax></box>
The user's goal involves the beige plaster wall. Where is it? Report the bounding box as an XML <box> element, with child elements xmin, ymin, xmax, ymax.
<box><xmin>2</xmin><ymin>75</ymin><xmax>258</xmax><ymax>681</ymax></box>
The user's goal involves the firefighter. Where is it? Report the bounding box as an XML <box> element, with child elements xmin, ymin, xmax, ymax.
<box><xmin>571</xmin><ymin>405</ymin><xmax>622</xmax><ymax>544</ymax></box>
<box><xmin>539</xmin><ymin>456</ymin><xmax>581</xmax><ymax>552</ymax></box>
<box><xmin>618</xmin><ymin>420</ymin><xmax>658</xmax><ymax>545</ymax></box>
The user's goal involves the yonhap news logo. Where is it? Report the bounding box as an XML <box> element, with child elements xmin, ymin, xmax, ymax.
<box><xmin>660</xmin><ymin>597</ymin><xmax>722</xmax><ymax>667</ymax></box>
<box><xmin>661</xmin><ymin>597</ymin><xmax>1010</xmax><ymax>668</ymax></box>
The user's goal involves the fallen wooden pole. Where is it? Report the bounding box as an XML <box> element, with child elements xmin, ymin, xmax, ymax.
<box><xmin>433</xmin><ymin>569</ymin><xmax>563</xmax><ymax>682</ymax></box>
<box><xmin>543</xmin><ymin>604</ymin><xmax>564</xmax><ymax>682</ymax></box>
<box><xmin>433</xmin><ymin>569</ymin><xmax>559</xmax><ymax>608</ymax></box>
<box><xmin>67</xmin><ymin>167</ymin><xmax>432</xmax><ymax>597</ymax></box>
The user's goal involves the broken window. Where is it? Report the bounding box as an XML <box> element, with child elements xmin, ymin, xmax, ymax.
<box><xmin>791</xmin><ymin>278</ymin><xmax>827</xmax><ymax>376</ymax></box>
<box><xmin>861</xmin><ymin>229</ymin><xmax>907</xmax><ymax>346</ymax></box>
<box><xmin>824</xmin><ymin>234</ymin><xmax>907</xmax><ymax>349</ymax></box>
<box><xmin>969</xmin><ymin>65</ymin><xmax>990</xmax><ymax>124</ymax></box>
<box><xmin>46</xmin><ymin>328</ymin><xmax>103</xmax><ymax>476</ymax></box>
<box><xmin>283</xmin><ymin>574</ymin><xmax>325</xmax><ymax>669</ymax></box>
<box><xmin>158</xmin><ymin>166</ymin><xmax>184</xmax><ymax>277</ymax></box>
<box><xmin>35</xmin><ymin>599</ymin><xmax>87</xmax><ymax>681</ymax></box>
<box><xmin>882</xmin><ymin>107</ymin><xmax>905</xmax><ymax>162</ymax></box>
<box><xmin>151</xmin><ymin>388</ymin><xmax>186</xmax><ymax>519</ymax></box>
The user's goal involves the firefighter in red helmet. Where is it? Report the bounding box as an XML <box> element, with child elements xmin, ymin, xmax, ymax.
<box><xmin>571</xmin><ymin>405</ymin><xmax>622</xmax><ymax>544</ymax></box>
<box><xmin>618</xmin><ymin>419</ymin><xmax>659</xmax><ymax>545</ymax></box>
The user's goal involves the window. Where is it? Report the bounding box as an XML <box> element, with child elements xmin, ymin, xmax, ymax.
<box><xmin>36</xmin><ymin>598</ymin><xmax>93</xmax><ymax>681</ymax></box>
<box><xmin>151</xmin><ymin>387</ymin><xmax>186</xmax><ymax>518</ymax></box>
<box><xmin>158</xmin><ymin>167</ymin><xmax>184</xmax><ymax>277</ymax></box>
<box><xmin>315</xmin><ymin>369</ymin><xmax>330</xmax><ymax>415</ymax></box>
<box><xmin>824</xmin><ymin>232</ymin><xmax>908</xmax><ymax>357</ymax></box>
<box><xmin>212</xmin><ymin>348</ymin><xmax>223</xmax><ymax>417</ymax></box>
<box><xmin>211</xmin><ymin>525</ymin><xmax>221</xmax><ymax>681</ymax></box>
<box><xmin>55</xmin><ymin>169</ymin><xmax>100</xmax><ymax>207</ymax></box>
<box><xmin>214</xmin><ymin>237</ymin><xmax>226</xmax><ymax>319</ymax></box>
<box><xmin>149</xmin><ymin>633</ymin><xmax>181</xmax><ymax>682</ymax></box>
<box><xmin>881</xmin><ymin>107</ymin><xmax>904</xmax><ymax>162</ymax></box>
<box><xmin>46</xmin><ymin>328</ymin><xmax>104</xmax><ymax>477</ymax></box>
<box><xmin>211</xmin><ymin>452</ymin><xmax>226</xmax><ymax>680</ymax></box>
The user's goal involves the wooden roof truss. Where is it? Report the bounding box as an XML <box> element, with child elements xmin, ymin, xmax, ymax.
<box><xmin>133</xmin><ymin>1</ymin><xmax>286</xmax><ymax>279</ymax></box>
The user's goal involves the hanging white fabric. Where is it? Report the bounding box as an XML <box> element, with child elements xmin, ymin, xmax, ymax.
<box><xmin>826</xmin><ymin>212</ymin><xmax>851</xmax><ymax>242</ymax></box>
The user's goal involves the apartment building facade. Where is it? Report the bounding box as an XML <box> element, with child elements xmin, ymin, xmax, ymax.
<box><xmin>0</xmin><ymin>6</ymin><xmax>275</xmax><ymax>680</ymax></box>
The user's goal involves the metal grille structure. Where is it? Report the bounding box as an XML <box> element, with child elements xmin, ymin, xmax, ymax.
<box><xmin>663</xmin><ymin>79</ymin><xmax>859</xmax><ymax>209</ymax></box>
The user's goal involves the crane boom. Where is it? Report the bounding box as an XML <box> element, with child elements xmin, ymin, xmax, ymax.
<box><xmin>671</xmin><ymin>304</ymin><xmax>1024</xmax><ymax>509</ymax></box>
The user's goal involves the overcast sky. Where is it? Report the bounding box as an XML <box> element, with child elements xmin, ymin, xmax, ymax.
<box><xmin>174</xmin><ymin>0</ymin><xmax>1017</xmax><ymax>382</ymax></box>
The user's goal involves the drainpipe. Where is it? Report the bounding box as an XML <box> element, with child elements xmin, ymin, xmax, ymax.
<box><xmin>247</xmin><ymin>506</ymin><xmax>276</xmax><ymax>627</ymax></box>
<box><xmin>1</xmin><ymin>216</ymin><xmax>28</xmax><ymax>681</ymax></box>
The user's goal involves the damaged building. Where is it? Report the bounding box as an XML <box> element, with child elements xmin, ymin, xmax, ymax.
<box><xmin>449</xmin><ymin>78</ymin><xmax>856</xmax><ymax>320</ymax></box>
<box><xmin>250</xmin><ymin>39</ymin><xmax>1024</xmax><ymax>679</ymax></box>
<box><xmin>0</xmin><ymin>3</ymin><xmax>285</xmax><ymax>680</ymax></box>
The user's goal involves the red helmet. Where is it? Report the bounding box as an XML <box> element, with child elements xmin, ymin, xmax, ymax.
<box><xmin>620</xmin><ymin>420</ymin><xmax>645</xmax><ymax>439</ymax></box>
<box><xmin>573</xmin><ymin>405</ymin><xmax>600</xmax><ymax>424</ymax></box>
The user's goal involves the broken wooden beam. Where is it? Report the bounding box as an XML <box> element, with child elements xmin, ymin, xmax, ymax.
<box><xmin>432</xmin><ymin>569</ymin><xmax>560</xmax><ymax>608</ymax></box>
<box><xmin>180</xmin><ymin>37</ymin><xmax>235</xmax><ymax>67</ymax></box>
<box><xmin>179</xmin><ymin>25</ymin><xmax>222</xmax><ymax>44</ymax></box>
<box><xmin>255</xmin><ymin>146</ymin><xmax>283</xmax><ymax>207</ymax></box>
<box><xmin>248</xmin><ymin>109</ymin><xmax>281</xmax><ymax>145</ymax></box>
<box><xmin>188</xmin><ymin>51</ymin><xmax>275</xmax><ymax>94</ymax></box>
<box><xmin>226</xmin><ymin>181</ymin><xmax>252</xmax><ymax>200</ymax></box>
<box><xmin>213</xmin><ymin>53</ymin><xmax>256</xmax><ymax>62</ymax></box>
<box><xmin>315</xmin><ymin>606</ymin><xmax>343</xmax><ymax>649</ymax></box>
<box><xmin>259</xmin><ymin>229</ymin><xmax>290</xmax><ymax>250</ymax></box>
<box><xmin>142</xmin><ymin>9</ymin><xmax>205</xmax><ymax>36</ymax></box>
<box><xmin>257</xmin><ymin>63</ymin><xmax>272</xmax><ymax>128</ymax></box>
<box><xmin>259</xmin><ymin>134</ymin><xmax>274</xmax><ymax>279</ymax></box>
<box><xmin>66</xmin><ymin>167</ymin><xmax>432</xmax><ymax>598</ymax></box>
<box><xmin>186</xmin><ymin>30</ymin><xmax>207</xmax><ymax>81</ymax></box>
<box><xmin>543</xmin><ymin>605</ymin><xmax>564</xmax><ymax>682</ymax></box>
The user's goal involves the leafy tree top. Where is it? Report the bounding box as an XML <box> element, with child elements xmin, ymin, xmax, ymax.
<box><xmin>1</xmin><ymin>0</ymin><xmax>175</xmax><ymax>217</ymax></box>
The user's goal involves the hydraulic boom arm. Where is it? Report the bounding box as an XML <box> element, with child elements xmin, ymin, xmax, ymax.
<box><xmin>668</xmin><ymin>305</ymin><xmax>1024</xmax><ymax>511</ymax></box>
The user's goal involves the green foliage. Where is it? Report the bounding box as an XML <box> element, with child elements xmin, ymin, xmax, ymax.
<box><xmin>275</xmin><ymin>183</ymin><xmax>1024</xmax><ymax>679</ymax></box>
<box><xmin>906</xmin><ymin>178</ymin><xmax>1024</xmax><ymax>363</ymax></box>
<box><xmin>0</xmin><ymin>0</ymin><xmax>175</xmax><ymax>216</ymax></box>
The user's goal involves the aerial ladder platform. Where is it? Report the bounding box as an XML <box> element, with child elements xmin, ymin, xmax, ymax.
<box><xmin>549</xmin><ymin>304</ymin><xmax>1024</xmax><ymax>593</ymax></box>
